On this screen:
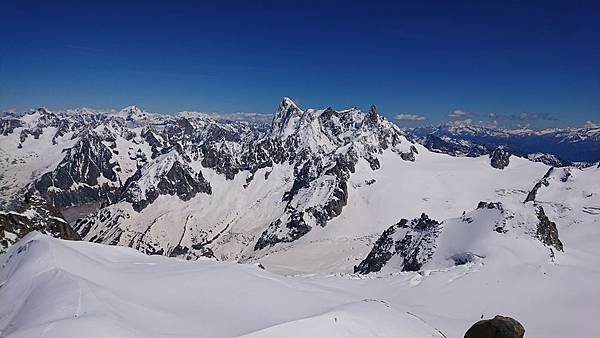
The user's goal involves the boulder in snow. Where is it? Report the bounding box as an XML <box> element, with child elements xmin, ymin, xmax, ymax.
<box><xmin>464</xmin><ymin>315</ymin><xmax>525</xmax><ymax>338</ymax></box>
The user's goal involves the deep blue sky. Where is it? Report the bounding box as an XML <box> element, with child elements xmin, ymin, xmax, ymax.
<box><xmin>1</xmin><ymin>0</ymin><xmax>599</xmax><ymax>127</ymax></box>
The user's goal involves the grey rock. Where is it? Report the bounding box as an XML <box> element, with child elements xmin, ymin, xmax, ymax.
<box><xmin>464</xmin><ymin>315</ymin><xmax>525</xmax><ymax>338</ymax></box>
<box><xmin>490</xmin><ymin>147</ymin><xmax>511</xmax><ymax>169</ymax></box>
<box><xmin>34</xmin><ymin>130</ymin><xmax>120</xmax><ymax>208</ymax></box>
<box><xmin>354</xmin><ymin>213</ymin><xmax>440</xmax><ymax>274</ymax></box>
<box><xmin>0</xmin><ymin>189</ymin><xmax>80</xmax><ymax>253</ymax></box>
<box><xmin>524</xmin><ymin>167</ymin><xmax>554</xmax><ymax>203</ymax></box>
<box><xmin>535</xmin><ymin>205</ymin><xmax>563</xmax><ymax>252</ymax></box>
<box><xmin>477</xmin><ymin>201</ymin><xmax>504</xmax><ymax>211</ymax></box>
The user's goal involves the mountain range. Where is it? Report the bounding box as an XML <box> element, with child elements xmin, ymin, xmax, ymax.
<box><xmin>0</xmin><ymin>98</ymin><xmax>599</xmax><ymax>337</ymax></box>
<box><xmin>410</xmin><ymin>122</ymin><xmax>600</xmax><ymax>165</ymax></box>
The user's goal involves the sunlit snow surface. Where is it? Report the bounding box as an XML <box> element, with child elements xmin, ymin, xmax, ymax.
<box><xmin>2</xmin><ymin>207</ymin><xmax>600</xmax><ymax>338</ymax></box>
<box><xmin>0</xmin><ymin>233</ymin><xmax>443</xmax><ymax>338</ymax></box>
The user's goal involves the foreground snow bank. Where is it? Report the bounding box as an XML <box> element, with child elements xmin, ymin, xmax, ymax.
<box><xmin>0</xmin><ymin>232</ymin><xmax>442</xmax><ymax>338</ymax></box>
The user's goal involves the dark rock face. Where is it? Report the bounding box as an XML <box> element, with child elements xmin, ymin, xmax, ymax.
<box><xmin>170</xmin><ymin>244</ymin><xmax>215</xmax><ymax>260</ymax></box>
<box><xmin>353</xmin><ymin>225</ymin><xmax>397</xmax><ymax>273</ymax></box>
<box><xmin>34</xmin><ymin>131</ymin><xmax>121</xmax><ymax>208</ymax></box>
<box><xmin>255</xmin><ymin>150</ymin><xmax>358</xmax><ymax>250</ymax></box>
<box><xmin>535</xmin><ymin>205</ymin><xmax>563</xmax><ymax>252</ymax></box>
<box><xmin>464</xmin><ymin>315</ymin><xmax>525</xmax><ymax>338</ymax></box>
<box><xmin>123</xmin><ymin>157</ymin><xmax>212</xmax><ymax>212</ymax></box>
<box><xmin>157</xmin><ymin>161</ymin><xmax>211</xmax><ymax>201</ymax></box>
<box><xmin>477</xmin><ymin>201</ymin><xmax>504</xmax><ymax>211</ymax></box>
<box><xmin>354</xmin><ymin>213</ymin><xmax>440</xmax><ymax>274</ymax></box>
<box><xmin>524</xmin><ymin>167</ymin><xmax>554</xmax><ymax>203</ymax></box>
<box><xmin>255</xmin><ymin>212</ymin><xmax>311</xmax><ymax>250</ymax></box>
<box><xmin>398</xmin><ymin>214</ymin><xmax>441</xmax><ymax>271</ymax></box>
<box><xmin>74</xmin><ymin>208</ymin><xmax>125</xmax><ymax>244</ymax></box>
<box><xmin>0</xmin><ymin>190</ymin><xmax>80</xmax><ymax>253</ymax></box>
<box><xmin>400</xmin><ymin>148</ymin><xmax>416</xmax><ymax>161</ymax></box>
<box><xmin>490</xmin><ymin>147</ymin><xmax>511</xmax><ymax>169</ymax></box>
<box><xmin>0</xmin><ymin>118</ymin><xmax>23</xmax><ymax>136</ymax></box>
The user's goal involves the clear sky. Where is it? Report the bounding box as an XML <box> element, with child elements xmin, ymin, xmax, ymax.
<box><xmin>1</xmin><ymin>0</ymin><xmax>599</xmax><ymax>127</ymax></box>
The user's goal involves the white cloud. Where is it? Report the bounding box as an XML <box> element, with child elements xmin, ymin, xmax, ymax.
<box><xmin>394</xmin><ymin>113</ymin><xmax>426</xmax><ymax>121</ymax></box>
<box><xmin>448</xmin><ymin>118</ymin><xmax>474</xmax><ymax>126</ymax></box>
<box><xmin>584</xmin><ymin>120</ymin><xmax>599</xmax><ymax>128</ymax></box>
<box><xmin>488</xmin><ymin>112</ymin><xmax>556</xmax><ymax>121</ymax></box>
<box><xmin>448</xmin><ymin>109</ymin><xmax>472</xmax><ymax>118</ymax></box>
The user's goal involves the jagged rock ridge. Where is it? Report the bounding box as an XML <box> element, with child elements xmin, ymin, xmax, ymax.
<box><xmin>0</xmin><ymin>97</ymin><xmax>417</xmax><ymax>258</ymax></box>
<box><xmin>355</xmin><ymin>199</ymin><xmax>567</xmax><ymax>274</ymax></box>
<box><xmin>354</xmin><ymin>213</ymin><xmax>441</xmax><ymax>274</ymax></box>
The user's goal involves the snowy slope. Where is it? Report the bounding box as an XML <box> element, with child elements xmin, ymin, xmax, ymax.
<box><xmin>254</xmin><ymin>148</ymin><xmax>550</xmax><ymax>273</ymax></box>
<box><xmin>0</xmin><ymin>232</ymin><xmax>443</xmax><ymax>338</ymax></box>
<box><xmin>339</xmin><ymin>164</ymin><xmax>599</xmax><ymax>337</ymax></box>
<box><xmin>0</xmin><ymin>125</ymin><xmax>77</xmax><ymax>209</ymax></box>
<box><xmin>3</xmin><ymin>210</ymin><xmax>599</xmax><ymax>338</ymax></box>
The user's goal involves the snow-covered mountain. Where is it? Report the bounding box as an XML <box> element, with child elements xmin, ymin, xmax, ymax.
<box><xmin>409</xmin><ymin>123</ymin><xmax>600</xmax><ymax>165</ymax></box>
<box><xmin>1</xmin><ymin>98</ymin><xmax>599</xmax><ymax>337</ymax></box>
<box><xmin>0</xmin><ymin>99</ymin><xmax>597</xmax><ymax>268</ymax></box>
<box><xmin>73</xmin><ymin>99</ymin><xmax>420</xmax><ymax>262</ymax></box>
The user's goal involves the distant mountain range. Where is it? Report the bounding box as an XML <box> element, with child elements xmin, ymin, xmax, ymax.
<box><xmin>408</xmin><ymin>122</ymin><xmax>600</xmax><ymax>165</ymax></box>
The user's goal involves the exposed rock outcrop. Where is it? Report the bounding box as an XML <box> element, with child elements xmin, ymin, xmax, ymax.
<box><xmin>464</xmin><ymin>315</ymin><xmax>525</xmax><ymax>338</ymax></box>
<box><xmin>123</xmin><ymin>153</ymin><xmax>212</xmax><ymax>212</ymax></box>
<box><xmin>535</xmin><ymin>205</ymin><xmax>563</xmax><ymax>252</ymax></box>
<box><xmin>354</xmin><ymin>213</ymin><xmax>441</xmax><ymax>274</ymax></box>
<box><xmin>489</xmin><ymin>147</ymin><xmax>511</xmax><ymax>169</ymax></box>
<box><xmin>34</xmin><ymin>130</ymin><xmax>121</xmax><ymax>208</ymax></box>
<box><xmin>524</xmin><ymin>167</ymin><xmax>554</xmax><ymax>203</ymax></box>
<box><xmin>477</xmin><ymin>201</ymin><xmax>504</xmax><ymax>211</ymax></box>
<box><xmin>0</xmin><ymin>189</ymin><xmax>80</xmax><ymax>253</ymax></box>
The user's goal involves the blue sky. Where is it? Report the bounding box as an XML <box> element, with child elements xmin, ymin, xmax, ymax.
<box><xmin>1</xmin><ymin>0</ymin><xmax>599</xmax><ymax>127</ymax></box>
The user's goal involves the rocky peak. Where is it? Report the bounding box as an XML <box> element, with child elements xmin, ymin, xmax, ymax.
<box><xmin>118</xmin><ymin>105</ymin><xmax>147</xmax><ymax>122</ymax></box>
<box><xmin>33</xmin><ymin>107</ymin><xmax>52</xmax><ymax>115</ymax></box>
<box><xmin>364</xmin><ymin>105</ymin><xmax>379</xmax><ymax>125</ymax></box>
<box><xmin>123</xmin><ymin>151</ymin><xmax>212</xmax><ymax>212</ymax></box>
<box><xmin>270</xmin><ymin>97</ymin><xmax>304</xmax><ymax>138</ymax></box>
<box><xmin>490</xmin><ymin>146</ymin><xmax>511</xmax><ymax>169</ymax></box>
